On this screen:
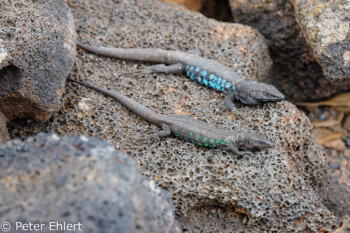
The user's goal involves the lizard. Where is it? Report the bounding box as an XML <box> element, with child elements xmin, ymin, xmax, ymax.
<box><xmin>67</xmin><ymin>77</ymin><xmax>275</xmax><ymax>156</ymax></box>
<box><xmin>76</xmin><ymin>42</ymin><xmax>285</xmax><ymax>111</ymax></box>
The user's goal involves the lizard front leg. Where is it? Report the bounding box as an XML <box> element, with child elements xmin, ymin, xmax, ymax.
<box><xmin>135</xmin><ymin>63</ymin><xmax>184</xmax><ymax>77</ymax></box>
<box><xmin>227</xmin><ymin>143</ymin><xmax>243</xmax><ymax>157</ymax></box>
<box><xmin>227</xmin><ymin>144</ymin><xmax>253</xmax><ymax>158</ymax></box>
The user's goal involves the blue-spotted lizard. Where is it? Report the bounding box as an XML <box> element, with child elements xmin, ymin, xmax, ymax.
<box><xmin>77</xmin><ymin>42</ymin><xmax>284</xmax><ymax>110</ymax></box>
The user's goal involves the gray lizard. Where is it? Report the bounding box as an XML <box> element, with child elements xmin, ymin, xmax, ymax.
<box><xmin>68</xmin><ymin>77</ymin><xmax>274</xmax><ymax>156</ymax></box>
<box><xmin>77</xmin><ymin>42</ymin><xmax>284</xmax><ymax>110</ymax></box>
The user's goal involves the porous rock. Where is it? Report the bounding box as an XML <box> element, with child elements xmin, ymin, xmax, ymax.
<box><xmin>229</xmin><ymin>0</ymin><xmax>350</xmax><ymax>101</ymax></box>
<box><xmin>0</xmin><ymin>0</ymin><xmax>76</xmax><ymax>121</ymax></box>
<box><xmin>9</xmin><ymin>0</ymin><xmax>340</xmax><ymax>231</ymax></box>
<box><xmin>0</xmin><ymin>134</ymin><xmax>180</xmax><ymax>233</ymax></box>
<box><xmin>0</xmin><ymin>111</ymin><xmax>9</xmax><ymax>143</ymax></box>
<box><xmin>295</xmin><ymin>0</ymin><xmax>350</xmax><ymax>84</ymax></box>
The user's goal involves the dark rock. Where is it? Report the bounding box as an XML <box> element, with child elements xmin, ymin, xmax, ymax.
<box><xmin>0</xmin><ymin>112</ymin><xmax>9</xmax><ymax>143</ymax></box>
<box><xmin>342</xmin><ymin>137</ymin><xmax>350</xmax><ymax>148</ymax></box>
<box><xmin>229</xmin><ymin>0</ymin><xmax>350</xmax><ymax>101</ymax></box>
<box><xmin>9</xmin><ymin>0</ymin><xmax>340</xmax><ymax>231</ymax></box>
<box><xmin>161</xmin><ymin>0</ymin><xmax>234</xmax><ymax>22</ymax></box>
<box><xmin>295</xmin><ymin>0</ymin><xmax>350</xmax><ymax>84</ymax></box>
<box><xmin>0</xmin><ymin>134</ymin><xmax>180</xmax><ymax>233</ymax></box>
<box><xmin>0</xmin><ymin>0</ymin><xmax>76</xmax><ymax>121</ymax></box>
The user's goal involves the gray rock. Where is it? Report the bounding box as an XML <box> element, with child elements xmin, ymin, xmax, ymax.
<box><xmin>0</xmin><ymin>111</ymin><xmax>9</xmax><ymax>143</ymax></box>
<box><xmin>0</xmin><ymin>134</ymin><xmax>180</xmax><ymax>233</ymax></box>
<box><xmin>229</xmin><ymin>0</ymin><xmax>350</xmax><ymax>101</ymax></box>
<box><xmin>8</xmin><ymin>0</ymin><xmax>340</xmax><ymax>231</ymax></box>
<box><xmin>295</xmin><ymin>0</ymin><xmax>350</xmax><ymax>84</ymax></box>
<box><xmin>0</xmin><ymin>0</ymin><xmax>76</xmax><ymax>121</ymax></box>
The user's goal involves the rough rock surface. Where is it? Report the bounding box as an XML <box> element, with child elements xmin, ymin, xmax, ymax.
<box><xmin>0</xmin><ymin>112</ymin><xmax>9</xmax><ymax>143</ymax></box>
<box><xmin>178</xmin><ymin>203</ymin><xmax>249</xmax><ymax>232</ymax></box>
<box><xmin>229</xmin><ymin>0</ymin><xmax>350</xmax><ymax>101</ymax></box>
<box><xmin>8</xmin><ymin>0</ymin><xmax>340</xmax><ymax>231</ymax></box>
<box><xmin>0</xmin><ymin>134</ymin><xmax>180</xmax><ymax>233</ymax></box>
<box><xmin>0</xmin><ymin>0</ymin><xmax>76</xmax><ymax>121</ymax></box>
<box><xmin>295</xmin><ymin>0</ymin><xmax>350</xmax><ymax>84</ymax></box>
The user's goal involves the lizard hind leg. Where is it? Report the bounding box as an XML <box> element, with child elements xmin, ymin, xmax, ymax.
<box><xmin>224</xmin><ymin>92</ymin><xmax>236</xmax><ymax>111</ymax></box>
<box><xmin>138</xmin><ymin>123</ymin><xmax>172</xmax><ymax>144</ymax></box>
<box><xmin>134</xmin><ymin>63</ymin><xmax>184</xmax><ymax>78</ymax></box>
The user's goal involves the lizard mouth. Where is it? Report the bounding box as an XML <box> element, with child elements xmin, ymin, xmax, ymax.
<box><xmin>251</xmin><ymin>139</ymin><xmax>274</xmax><ymax>149</ymax></box>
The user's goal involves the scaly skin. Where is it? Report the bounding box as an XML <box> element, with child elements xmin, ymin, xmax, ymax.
<box><xmin>68</xmin><ymin>77</ymin><xmax>274</xmax><ymax>156</ymax></box>
<box><xmin>77</xmin><ymin>42</ymin><xmax>285</xmax><ymax>110</ymax></box>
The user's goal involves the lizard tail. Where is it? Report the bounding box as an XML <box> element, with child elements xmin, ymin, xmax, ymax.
<box><xmin>76</xmin><ymin>41</ymin><xmax>172</xmax><ymax>64</ymax></box>
<box><xmin>67</xmin><ymin>77</ymin><xmax>164</xmax><ymax>125</ymax></box>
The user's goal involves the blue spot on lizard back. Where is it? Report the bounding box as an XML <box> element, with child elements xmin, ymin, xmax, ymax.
<box><xmin>203</xmin><ymin>78</ymin><xmax>208</xmax><ymax>86</ymax></box>
<box><xmin>183</xmin><ymin>67</ymin><xmax>234</xmax><ymax>92</ymax></box>
<box><xmin>221</xmin><ymin>79</ymin><xmax>226</xmax><ymax>87</ymax></box>
<box><xmin>209</xmin><ymin>74</ymin><xmax>217</xmax><ymax>81</ymax></box>
<box><xmin>190</xmin><ymin>73</ymin><xmax>195</xmax><ymax>80</ymax></box>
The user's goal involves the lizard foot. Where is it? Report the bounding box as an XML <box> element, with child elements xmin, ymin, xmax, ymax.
<box><xmin>150</xmin><ymin>41</ymin><xmax>179</xmax><ymax>51</ymax></box>
<box><xmin>241</xmin><ymin>151</ymin><xmax>254</xmax><ymax>156</ymax></box>
<box><xmin>147</xmin><ymin>134</ymin><xmax>161</xmax><ymax>144</ymax></box>
<box><xmin>135</xmin><ymin>134</ymin><xmax>160</xmax><ymax>144</ymax></box>
<box><xmin>134</xmin><ymin>68</ymin><xmax>154</xmax><ymax>78</ymax></box>
<box><xmin>233</xmin><ymin>151</ymin><xmax>253</xmax><ymax>159</ymax></box>
<box><xmin>122</xmin><ymin>68</ymin><xmax>152</xmax><ymax>78</ymax></box>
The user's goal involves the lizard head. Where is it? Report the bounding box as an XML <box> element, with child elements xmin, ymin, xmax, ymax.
<box><xmin>235</xmin><ymin>80</ymin><xmax>284</xmax><ymax>105</ymax></box>
<box><xmin>230</xmin><ymin>131</ymin><xmax>275</xmax><ymax>150</ymax></box>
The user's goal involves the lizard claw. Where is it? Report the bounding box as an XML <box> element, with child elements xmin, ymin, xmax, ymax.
<box><xmin>241</xmin><ymin>151</ymin><xmax>254</xmax><ymax>156</ymax></box>
<box><xmin>120</xmin><ymin>70</ymin><xmax>135</xmax><ymax>76</ymax></box>
<box><xmin>120</xmin><ymin>68</ymin><xmax>152</xmax><ymax>78</ymax></box>
<box><xmin>135</xmin><ymin>134</ymin><xmax>160</xmax><ymax>144</ymax></box>
<box><xmin>133</xmin><ymin>68</ymin><xmax>153</xmax><ymax>78</ymax></box>
<box><xmin>148</xmin><ymin>134</ymin><xmax>160</xmax><ymax>143</ymax></box>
